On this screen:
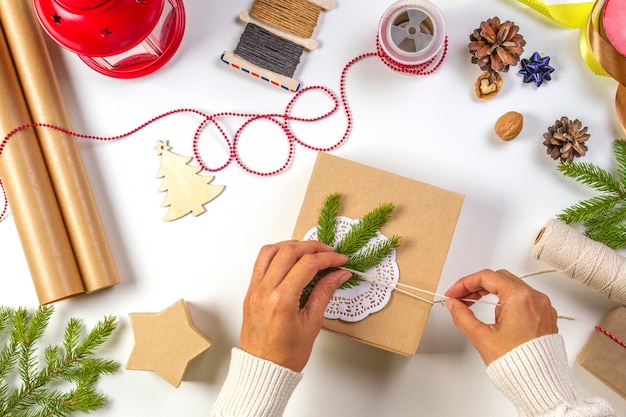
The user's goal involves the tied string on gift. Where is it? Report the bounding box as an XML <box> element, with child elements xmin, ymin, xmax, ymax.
<box><xmin>340</xmin><ymin>267</ymin><xmax>500</xmax><ymax>306</ymax></box>
<box><xmin>369</xmin><ymin>216</ymin><xmax>626</xmax><ymax>319</ymax></box>
<box><xmin>595</xmin><ymin>325</ymin><xmax>626</xmax><ymax>349</ymax></box>
<box><xmin>340</xmin><ymin>266</ymin><xmax>577</xmax><ymax>319</ymax></box>
<box><xmin>517</xmin><ymin>0</ymin><xmax>626</xmax><ymax>132</ymax></box>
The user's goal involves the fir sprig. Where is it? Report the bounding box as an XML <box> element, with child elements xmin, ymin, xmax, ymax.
<box><xmin>335</xmin><ymin>202</ymin><xmax>396</xmax><ymax>256</ymax></box>
<box><xmin>0</xmin><ymin>305</ymin><xmax>119</xmax><ymax>417</ymax></box>
<box><xmin>300</xmin><ymin>193</ymin><xmax>402</xmax><ymax>306</ymax></box>
<box><xmin>316</xmin><ymin>192</ymin><xmax>341</xmax><ymax>246</ymax></box>
<box><xmin>556</xmin><ymin>138</ymin><xmax>626</xmax><ymax>248</ymax></box>
<box><xmin>344</xmin><ymin>235</ymin><xmax>403</xmax><ymax>274</ymax></box>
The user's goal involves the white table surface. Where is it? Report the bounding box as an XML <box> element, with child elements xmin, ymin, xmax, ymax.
<box><xmin>1</xmin><ymin>0</ymin><xmax>625</xmax><ymax>415</ymax></box>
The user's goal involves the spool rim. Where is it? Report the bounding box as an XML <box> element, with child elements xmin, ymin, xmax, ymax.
<box><xmin>378</xmin><ymin>0</ymin><xmax>446</xmax><ymax>65</ymax></box>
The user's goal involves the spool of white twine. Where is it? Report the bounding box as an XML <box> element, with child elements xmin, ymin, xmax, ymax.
<box><xmin>531</xmin><ymin>219</ymin><xmax>626</xmax><ymax>305</ymax></box>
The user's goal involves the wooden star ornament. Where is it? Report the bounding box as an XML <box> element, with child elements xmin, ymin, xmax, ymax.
<box><xmin>126</xmin><ymin>299</ymin><xmax>212</xmax><ymax>387</ymax></box>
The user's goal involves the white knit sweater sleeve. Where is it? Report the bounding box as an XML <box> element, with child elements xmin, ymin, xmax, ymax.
<box><xmin>211</xmin><ymin>348</ymin><xmax>303</xmax><ymax>417</ymax></box>
<box><xmin>486</xmin><ymin>334</ymin><xmax>615</xmax><ymax>417</ymax></box>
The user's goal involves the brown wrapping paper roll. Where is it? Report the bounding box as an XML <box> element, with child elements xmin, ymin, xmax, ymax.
<box><xmin>0</xmin><ymin>0</ymin><xmax>120</xmax><ymax>292</ymax></box>
<box><xmin>0</xmin><ymin>23</ymin><xmax>85</xmax><ymax>304</ymax></box>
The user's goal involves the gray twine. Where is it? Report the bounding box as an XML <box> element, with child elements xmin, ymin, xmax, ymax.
<box><xmin>234</xmin><ymin>23</ymin><xmax>304</xmax><ymax>78</ymax></box>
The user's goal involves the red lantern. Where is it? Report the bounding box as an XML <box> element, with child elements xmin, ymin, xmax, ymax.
<box><xmin>33</xmin><ymin>0</ymin><xmax>185</xmax><ymax>78</ymax></box>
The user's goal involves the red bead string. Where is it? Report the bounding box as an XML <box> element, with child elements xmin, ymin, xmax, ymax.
<box><xmin>0</xmin><ymin>180</ymin><xmax>7</xmax><ymax>221</ymax></box>
<box><xmin>375</xmin><ymin>34</ymin><xmax>448</xmax><ymax>76</ymax></box>
<box><xmin>595</xmin><ymin>325</ymin><xmax>626</xmax><ymax>349</ymax></box>
<box><xmin>0</xmin><ymin>34</ymin><xmax>447</xmax><ymax>219</ymax></box>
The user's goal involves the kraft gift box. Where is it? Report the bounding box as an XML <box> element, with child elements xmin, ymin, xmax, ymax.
<box><xmin>577</xmin><ymin>306</ymin><xmax>626</xmax><ymax>399</ymax></box>
<box><xmin>292</xmin><ymin>153</ymin><xmax>464</xmax><ymax>356</ymax></box>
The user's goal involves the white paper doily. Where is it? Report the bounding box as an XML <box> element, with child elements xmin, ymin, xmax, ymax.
<box><xmin>304</xmin><ymin>216</ymin><xmax>399</xmax><ymax>322</ymax></box>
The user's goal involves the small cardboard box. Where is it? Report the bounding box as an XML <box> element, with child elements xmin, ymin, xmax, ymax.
<box><xmin>577</xmin><ymin>306</ymin><xmax>626</xmax><ymax>399</ymax></box>
<box><xmin>292</xmin><ymin>153</ymin><xmax>464</xmax><ymax>356</ymax></box>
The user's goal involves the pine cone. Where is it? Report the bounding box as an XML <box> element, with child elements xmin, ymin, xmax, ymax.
<box><xmin>543</xmin><ymin>117</ymin><xmax>590</xmax><ymax>162</ymax></box>
<box><xmin>468</xmin><ymin>17</ymin><xmax>526</xmax><ymax>73</ymax></box>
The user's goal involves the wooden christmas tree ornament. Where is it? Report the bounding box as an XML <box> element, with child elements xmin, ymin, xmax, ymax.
<box><xmin>126</xmin><ymin>299</ymin><xmax>213</xmax><ymax>387</ymax></box>
<box><xmin>155</xmin><ymin>140</ymin><xmax>224</xmax><ymax>221</ymax></box>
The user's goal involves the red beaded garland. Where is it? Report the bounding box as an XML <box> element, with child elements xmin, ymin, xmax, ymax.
<box><xmin>375</xmin><ymin>34</ymin><xmax>448</xmax><ymax>76</ymax></box>
<box><xmin>0</xmin><ymin>180</ymin><xmax>7</xmax><ymax>221</ymax></box>
<box><xmin>0</xmin><ymin>32</ymin><xmax>447</xmax><ymax>218</ymax></box>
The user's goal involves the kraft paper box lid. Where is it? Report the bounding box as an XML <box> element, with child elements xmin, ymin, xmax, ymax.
<box><xmin>292</xmin><ymin>153</ymin><xmax>464</xmax><ymax>356</ymax></box>
<box><xmin>577</xmin><ymin>306</ymin><xmax>626</xmax><ymax>399</ymax></box>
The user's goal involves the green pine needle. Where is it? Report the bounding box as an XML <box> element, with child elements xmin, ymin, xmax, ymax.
<box><xmin>335</xmin><ymin>202</ymin><xmax>395</xmax><ymax>255</ymax></box>
<box><xmin>557</xmin><ymin>161</ymin><xmax>623</xmax><ymax>195</ymax></box>
<box><xmin>583</xmin><ymin>203</ymin><xmax>626</xmax><ymax>231</ymax></box>
<box><xmin>615</xmin><ymin>139</ymin><xmax>626</xmax><ymax>185</ymax></box>
<box><xmin>556</xmin><ymin>138</ymin><xmax>626</xmax><ymax>248</ymax></box>
<box><xmin>346</xmin><ymin>234</ymin><xmax>402</xmax><ymax>270</ymax></box>
<box><xmin>585</xmin><ymin>222</ymin><xmax>626</xmax><ymax>249</ymax></box>
<box><xmin>300</xmin><ymin>193</ymin><xmax>402</xmax><ymax>307</ymax></box>
<box><xmin>0</xmin><ymin>306</ymin><xmax>119</xmax><ymax>417</ymax></box>
<box><xmin>556</xmin><ymin>195</ymin><xmax>619</xmax><ymax>224</ymax></box>
<box><xmin>317</xmin><ymin>192</ymin><xmax>341</xmax><ymax>246</ymax></box>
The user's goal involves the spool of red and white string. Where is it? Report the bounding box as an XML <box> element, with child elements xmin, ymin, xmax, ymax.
<box><xmin>376</xmin><ymin>0</ymin><xmax>448</xmax><ymax>76</ymax></box>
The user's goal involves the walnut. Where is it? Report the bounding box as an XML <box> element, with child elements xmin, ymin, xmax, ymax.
<box><xmin>474</xmin><ymin>71</ymin><xmax>503</xmax><ymax>99</ymax></box>
<box><xmin>495</xmin><ymin>111</ymin><xmax>523</xmax><ymax>141</ymax></box>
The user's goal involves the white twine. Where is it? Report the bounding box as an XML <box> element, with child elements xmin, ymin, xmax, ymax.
<box><xmin>339</xmin><ymin>267</ymin><xmax>501</xmax><ymax>306</ymax></box>
<box><xmin>531</xmin><ymin>218</ymin><xmax>626</xmax><ymax>305</ymax></box>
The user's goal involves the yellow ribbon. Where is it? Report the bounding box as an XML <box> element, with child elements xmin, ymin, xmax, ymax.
<box><xmin>519</xmin><ymin>0</ymin><xmax>609</xmax><ymax>75</ymax></box>
<box><xmin>518</xmin><ymin>0</ymin><xmax>626</xmax><ymax>131</ymax></box>
<box><xmin>518</xmin><ymin>0</ymin><xmax>594</xmax><ymax>28</ymax></box>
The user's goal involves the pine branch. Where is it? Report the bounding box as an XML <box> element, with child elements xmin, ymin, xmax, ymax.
<box><xmin>343</xmin><ymin>235</ymin><xmax>402</xmax><ymax>286</ymax></box>
<box><xmin>555</xmin><ymin>139</ymin><xmax>626</xmax><ymax>248</ymax></box>
<box><xmin>0</xmin><ymin>306</ymin><xmax>119</xmax><ymax>417</ymax></box>
<box><xmin>0</xmin><ymin>307</ymin><xmax>18</xmax><ymax>398</ymax></box>
<box><xmin>557</xmin><ymin>160</ymin><xmax>623</xmax><ymax>195</ymax></box>
<box><xmin>317</xmin><ymin>192</ymin><xmax>341</xmax><ymax>246</ymax></box>
<box><xmin>615</xmin><ymin>138</ymin><xmax>626</xmax><ymax>186</ymax></box>
<box><xmin>583</xmin><ymin>202</ymin><xmax>626</xmax><ymax>230</ymax></box>
<box><xmin>584</xmin><ymin>221</ymin><xmax>626</xmax><ymax>249</ymax></box>
<box><xmin>557</xmin><ymin>195</ymin><xmax>619</xmax><ymax>224</ymax></box>
<box><xmin>335</xmin><ymin>202</ymin><xmax>395</xmax><ymax>255</ymax></box>
<box><xmin>300</xmin><ymin>193</ymin><xmax>401</xmax><ymax>307</ymax></box>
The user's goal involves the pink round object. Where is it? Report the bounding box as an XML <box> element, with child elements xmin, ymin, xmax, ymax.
<box><xmin>603</xmin><ymin>0</ymin><xmax>626</xmax><ymax>56</ymax></box>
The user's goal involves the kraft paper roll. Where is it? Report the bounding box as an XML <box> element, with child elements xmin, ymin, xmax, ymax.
<box><xmin>0</xmin><ymin>0</ymin><xmax>120</xmax><ymax>292</ymax></box>
<box><xmin>0</xmin><ymin>23</ymin><xmax>85</xmax><ymax>304</ymax></box>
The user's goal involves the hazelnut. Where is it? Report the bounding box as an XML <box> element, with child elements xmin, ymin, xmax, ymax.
<box><xmin>495</xmin><ymin>111</ymin><xmax>523</xmax><ymax>141</ymax></box>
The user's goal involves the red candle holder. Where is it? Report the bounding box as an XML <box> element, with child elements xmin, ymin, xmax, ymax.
<box><xmin>33</xmin><ymin>0</ymin><xmax>186</xmax><ymax>78</ymax></box>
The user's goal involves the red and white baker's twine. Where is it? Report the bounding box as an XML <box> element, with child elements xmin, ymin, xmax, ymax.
<box><xmin>595</xmin><ymin>325</ymin><xmax>626</xmax><ymax>349</ymax></box>
<box><xmin>0</xmin><ymin>39</ymin><xmax>446</xmax><ymax>221</ymax></box>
